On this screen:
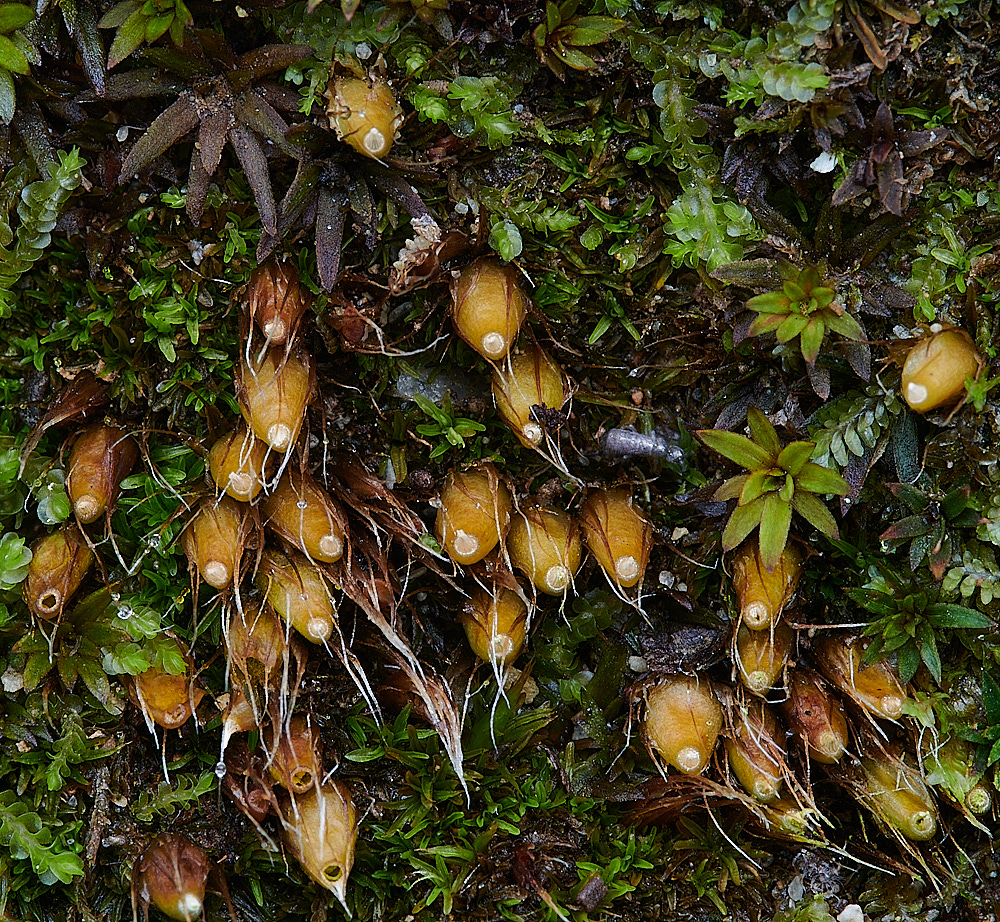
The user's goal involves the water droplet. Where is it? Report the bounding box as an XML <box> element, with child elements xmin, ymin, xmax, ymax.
<box><xmin>297</xmin><ymin>500</ymin><xmax>308</xmax><ymax>509</ymax></box>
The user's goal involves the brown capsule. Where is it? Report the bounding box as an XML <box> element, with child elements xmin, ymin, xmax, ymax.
<box><xmin>492</xmin><ymin>347</ymin><xmax>566</xmax><ymax>448</ymax></box>
<box><xmin>133</xmin><ymin>833</ymin><xmax>208</xmax><ymax>922</ymax></box>
<box><xmin>268</xmin><ymin>716</ymin><xmax>321</xmax><ymax>794</ymax></box>
<box><xmin>507</xmin><ymin>504</ymin><xmax>582</xmax><ymax>596</ymax></box>
<box><xmin>731</xmin><ymin>538</ymin><xmax>803</xmax><ymax>630</ymax></box>
<box><xmin>246</xmin><ymin>261</ymin><xmax>309</xmax><ymax>345</ymax></box>
<box><xmin>281</xmin><ymin>780</ymin><xmax>358</xmax><ymax>913</ymax></box>
<box><xmin>66</xmin><ymin>423</ymin><xmax>138</xmax><ymax>523</ymax></box>
<box><xmin>725</xmin><ymin>702</ymin><xmax>785</xmax><ymax>802</ymax></box>
<box><xmin>452</xmin><ymin>258</ymin><xmax>528</xmax><ymax>361</ymax></box>
<box><xmin>901</xmin><ymin>327</ymin><xmax>981</xmax><ymax>413</ymax></box>
<box><xmin>209</xmin><ymin>426</ymin><xmax>270</xmax><ymax>502</ymax></box>
<box><xmin>24</xmin><ymin>526</ymin><xmax>94</xmax><ymax>620</ymax></box>
<box><xmin>435</xmin><ymin>463</ymin><xmax>512</xmax><ymax>565</ymax></box>
<box><xmin>783</xmin><ymin>668</ymin><xmax>849</xmax><ymax>764</ymax></box>
<box><xmin>226</xmin><ymin>602</ymin><xmax>287</xmax><ymax>699</ymax></box>
<box><xmin>759</xmin><ymin>795</ymin><xmax>821</xmax><ymax>839</ymax></box>
<box><xmin>861</xmin><ymin>755</ymin><xmax>938</xmax><ymax>841</ymax></box>
<box><xmin>239</xmin><ymin>347</ymin><xmax>313</xmax><ymax>453</ymax></box>
<box><xmin>462</xmin><ymin>587</ymin><xmax>528</xmax><ymax>666</ymax></box>
<box><xmin>644</xmin><ymin>675</ymin><xmax>723</xmax><ymax>775</ymax></box>
<box><xmin>181</xmin><ymin>497</ymin><xmax>243</xmax><ymax>590</ymax></box>
<box><xmin>262</xmin><ymin>470</ymin><xmax>347</xmax><ymax>564</ymax></box>
<box><xmin>255</xmin><ymin>549</ymin><xmax>337</xmax><ymax>644</ymax></box>
<box><xmin>327</xmin><ymin>74</ymin><xmax>402</xmax><ymax>160</ymax></box>
<box><xmin>734</xmin><ymin>621</ymin><xmax>794</xmax><ymax>696</ymax></box>
<box><xmin>814</xmin><ymin>634</ymin><xmax>907</xmax><ymax>720</ymax></box>
<box><xmin>131</xmin><ymin>662</ymin><xmax>205</xmax><ymax>730</ymax></box>
<box><xmin>579</xmin><ymin>488</ymin><xmax>652</xmax><ymax>589</ymax></box>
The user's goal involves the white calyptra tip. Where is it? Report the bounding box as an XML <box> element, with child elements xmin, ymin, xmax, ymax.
<box><xmin>175</xmin><ymin>893</ymin><xmax>203</xmax><ymax>922</ymax></box>
<box><xmin>879</xmin><ymin>694</ymin><xmax>903</xmax><ymax>719</ymax></box>
<box><xmin>489</xmin><ymin>633</ymin><xmax>515</xmax><ymax>661</ymax></box>
<box><xmin>319</xmin><ymin>534</ymin><xmax>343</xmax><ymax>560</ymax></box>
<box><xmin>203</xmin><ymin>561</ymin><xmax>231</xmax><ymax>589</ymax></box>
<box><xmin>452</xmin><ymin>530</ymin><xmax>480</xmax><ymax>558</ymax></box>
<box><xmin>307</xmin><ymin>616</ymin><xmax>333</xmax><ymax>643</ymax></box>
<box><xmin>363</xmin><ymin>126</ymin><xmax>386</xmax><ymax>156</ymax></box>
<box><xmin>228</xmin><ymin>471</ymin><xmax>253</xmax><ymax>496</ymax></box>
<box><xmin>267</xmin><ymin>423</ymin><xmax>293</xmax><ymax>451</ymax></box>
<box><xmin>675</xmin><ymin>745</ymin><xmax>703</xmax><ymax>774</ymax></box>
<box><xmin>743</xmin><ymin>601</ymin><xmax>769</xmax><ymax>629</ymax></box>
<box><xmin>74</xmin><ymin>495</ymin><xmax>101</xmax><ymax>522</ymax></box>
<box><xmin>481</xmin><ymin>331</ymin><xmax>506</xmax><ymax>358</ymax></box>
<box><xmin>523</xmin><ymin>422</ymin><xmax>543</xmax><ymax>445</ymax></box>
<box><xmin>263</xmin><ymin>318</ymin><xmax>287</xmax><ymax>343</ymax></box>
<box><xmin>545</xmin><ymin>565</ymin><xmax>570</xmax><ymax>593</ymax></box>
<box><xmin>615</xmin><ymin>554</ymin><xmax>640</xmax><ymax>583</ymax></box>
<box><xmin>906</xmin><ymin>381</ymin><xmax>929</xmax><ymax>407</ymax></box>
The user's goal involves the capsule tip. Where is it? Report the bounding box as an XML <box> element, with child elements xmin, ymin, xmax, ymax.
<box><xmin>227</xmin><ymin>471</ymin><xmax>254</xmax><ymax>497</ymax></box>
<box><xmin>489</xmin><ymin>632</ymin><xmax>516</xmax><ymax>661</ymax></box>
<box><xmin>742</xmin><ymin>601</ymin><xmax>770</xmax><ymax>629</ymax></box>
<box><xmin>319</xmin><ymin>534</ymin><xmax>344</xmax><ymax>562</ymax></box>
<box><xmin>967</xmin><ymin>786</ymin><xmax>992</xmax><ymax>814</ymax></box>
<box><xmin>291</xmin><ymin>769</ymin><xmax>314</xmax><ymax>792</ymax></box>
<box><xmin>523</xmin><ymin>422</ymin><xmax>543</xmax><ymax>445</ymax></box>
<box><xmin>906</xmin><ymin>381</ymin><xmax>929</xmax><ymax>408</ymax></box>
<box><xmin>452</xmin><ymin>530</ymin><xmax>480</xmax><ymax>560</ymax></box>
<box><xmin>815</xmin><ymin>729</ymin><xmax>846</xmax><ymax>762</ymax></box>
<box><xmin>363</xmin><ymin>126</ymin><xmax>386</xmax><ymax>156</ymax></box>
<box><xmin>74</xmin><ymin>495</ymin><xmax>102</xmax><ymax>523</ymax></box>
<box><xmin>909</xmin><ymin>811</ymin><xmax>937</xmax><ymax>840</ymax></box>
<box><xmin>545</xmin><ymin>565</ymin><xmax>570</xmax><ymax>593</ymax></box>
<box><xmin>263</xmin><ymin>317</ymin><xmax>288</xmax><ymax>343</ymax></box>
<box><xmin>745</xmin><ymin>670</ymin><xmax>772</xmax><ymax>694</ymax></box>
<box><xmin>481</xmin><ymin>331</ymin><xmax>507</xmax><ymax>358</ymax></box>
<box><xmin>37</xmin><ymin>589</ymin><xmax>63</xmax><ymax>616</ymax></box>
<box><xmin>306</xmin><ymin>616</ymin><xmax>333</xmax><ymax>643</ymax></box>
<box><xmin>177</xmin><ymin>894</ymin><xmax>203</xmax><ymax>922</ymax></box>
<box><xmin>203</xmin><ymin>560</ymin><xmax>231</xmax><ymax>589</ymax></box>
<box><xmin>267</xmin><ymin>423</ymin><xmax>294</xmax><ymax>451</ymax></box>
<box><xmin>879</xmin><ymin>694</ymin><xmax>904</xmax><ymax>719</ymax></box>
<box><xmin>614</xmin><ymin>554</ymin><xmax>640</xmax><ymax>585</ymax></box>
<box><xmin>754</xmin><ymin>779</ymin><xmax>781</xmax><ymax>802</ymax></box>
<box><xmin>675</xmin><ymin>745</ymin><xmax>704</xmax><ymax>774</ymax></box>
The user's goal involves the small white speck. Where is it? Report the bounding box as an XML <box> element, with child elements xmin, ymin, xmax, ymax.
<box><xmin>810</xmin><ymin>151</ymin><xmax>837</xmax><ymax>173</ymax></box>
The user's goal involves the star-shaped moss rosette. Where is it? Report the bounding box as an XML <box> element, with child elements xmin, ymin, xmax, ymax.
<box><xmin>698</xmin><ymin>408</ymin><xmax>850</xmax><ymax>571</ymax></box>
<box><xmin>746</xmin><ymin>262</ymin><xmax>863</xmax><ymax>365</ymax></box>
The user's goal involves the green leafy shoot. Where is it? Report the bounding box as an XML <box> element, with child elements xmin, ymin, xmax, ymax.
<box><xmin>698</xmin><ymin>407</ymin><xmax>848</xmax><ymax>570</ymax></box>
<box><xmin>98</xmin><ymin>0</ymin><xmax>193</xmax><ymax>69</ymax></box>
<box><xmin>412</xmin><ymin>393</ymin><xmax>486</xmax><ymax>460</ymax></box>
<box><xmin>533</xmin><ymin>0</ymin><xmax>625</xmax><ymax>80</ymax></box>
<box><xmin>745</xmin><ymin>262</ymin><xmax>862</xmax><ymax>365</ymax></box>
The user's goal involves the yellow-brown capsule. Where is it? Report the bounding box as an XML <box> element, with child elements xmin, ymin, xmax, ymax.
<box><xmin>461</xmin><ymin>587</ymin><xmax>527</xmax><ymax>666</ymax></box>
<box><xmin>507</xmin><ymin>505</ymin><xmax>582</xmax><ymax>596</ymax></box>
<box><xmin>901</xmin><ymin>328</ymin><xmax>981</xmax><ymax>413</ymax></box>
<box><xmin>814</xmin><ymin>634</ymin><xmax>907</xmax><ymax>720</ymax></box>
<box><xmin>783</xmin><ymin>668</ymin><xmax>849</xmax><ymax>764</ymax></box>
<box><xmin>435</xmin><ymin>463</ymin><xmax>512</xmax><ymax>565</ymax></box>
<box><xmin>239</xmin><ymin>347</ymin><xmax>313</xmax><ymax>453</ymax></box>
<box><xmin>725</xmin><ymin>702</ymin><xmax>785</xmax><ymax>802</ymax></box>
<box><xmin>759</xmin><ymin>795</ymin><xmax>821</xmax><ymax>839</ymax></box>
<box><xmin>281</xmin><ymin>780</ymin><xmax>358</xmax><ymax>913</ymax></box>
<box><xmin>226</xmin><ymin>601</ymin><xmax>287</xmax><ymax>697</ymax></box>
<box><xmin>246</xmin><ymin>261</ymin><xmax>309</xmax><ymax>345</ymax></box>
<box><xmin>644</xmin><ymin>675</ymin><xmax>723</xmax><ymax>775</ymax></box>
<box><xmin>452</xmin><ymin>258</ymin><xmax>528</xmax><ymax>361</ymax></box>
<box><xmin>861</xmin><ymin>756</ymin><xmax>938</xmax><ymax>841</ymax></box>
<box><xmin>66</xmin><ymin>423</ymin><xmax>138</xmax><ymax>523</ymax></box>
<box><xmin>492</xmin><ymin>347</ymin><xmax>566</xmax><ymax>448</ymax></box>
<box><xmin>208</xmin><ymin>426</ymin><xmax>270</xmax><ymax>502</ymax></box>
<box><xmin>24</xmin><ymin>526</ymin><xmax>94</xmax><ymax>620</ymax></box>
<box><xmin>731</xmin><ymin>538</ymin><xmax>803</xmax><ymax>630</ymax></box>
<box><xmin>255</xmin><ymin>549</ymin><xmax>337</xmax><ymax>644</ymax></box>
<box><xmin>262</xmin><ymin>471</ymin><xmax>347</xmax><ymax>564</ymax></box>
<box><xmin>133</xmin><ymin>834</ymin><xmax>209</xmax><ymax>922</ymax></box>
<box><xmin>579</xmin><ymin>488</ymin><xmax>652</xmax><ymax>589</ymax></box>
<box><xmin>734</xmin><ymin>621</ymin><xmax>794</xmax><ymax>696</ymax></box>
<box><xmin>268</xmin><ymin>716</ymin><xmax>321</xmax><ymax>794</ymax></box>
<box><xmin>131</xmin><ymin>662</ymin><xmax>205</xmax><ymax>730</ymax></box>
<box><xmin>181</xmin><ymin>497</ymin><xmax>244</xmax><ymax>590</ymax></box>
<box><xmin>327</xmin><ymin>74</ymin><xmax>402</xmax><ymax>160</ymax></box>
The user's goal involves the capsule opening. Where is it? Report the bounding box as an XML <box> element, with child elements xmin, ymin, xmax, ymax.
<box><xmin>544</xmin><ymin>565</ymin><xmax>570</xmax><ymax>593</ymax></box>
<box><xmin>38</xmin><ymin>590</ymin><xmax>62</xmax><ymax>614</ymax></box>
<box><xmin>291</xmin><ymin>769</ymin><xmax>313</xmax><ymax>791</ymax></box>
<box><xmin>319</xmin><ymin>534</ymin><xmax>343</xmax><ymax>561</ymax></box>
<box><xmin>523</xmin><ymin>422</ymin><xmax>543</xmax><ymax>445</ymax></box>
<box><xmin>263</xmin><ymin>318</ymin><xmax>287</xmax><ymax>343</ymax></box>
<box><xmin>228</xmin><ymin>471</ymin><xmax>254</xmax><ymax>497</ymax></box>
<box><xmin>489</xmin><ymin>633</ymin><xmax>515</xmax><ymax>661</ymax></box>
<box><xmin>879</xmin><ymin>694</ymin><xmax>903</xmax><ymax>719</ymax></box>
<box><xmin>481</xmin><ymin>331</ymin><xmax>507</xmax><ymax>358</ymax></box>
<box><xmin>614</xmin><ymin>554</ymin><xmax>640</xmax><ymax>584</ymax></box>
<box><xmin>176</xmin><ymin>893</ymin><xmax>203</xmax><ymax>922</ymax></box>
<box><xmin>906</xmin><ymin>382</ymin><xmax>928</xmax><ymax>407</ymax></box>
<box><xmin>675</xmin><ymin>745</ymin><xmax>704</xmax><ymax>774</ymax></box>
<box><xmin>743</xmin><ymin>601</ymin><xmax>769</xmax><ymax>629</ymax></box>
<box><xmin>74</xmin><ymin>495</ymin><xmax>101</xmax><ymax>523</ymax></box>
<box><xmin>306</xmin><ymin>617</ymin><xmax>334</xmax><ymax>644</ymax></box>
<box><xmin>323</xmin><ymin>864</ymin><xmax>343</xmax><ymax>883</ymax></box>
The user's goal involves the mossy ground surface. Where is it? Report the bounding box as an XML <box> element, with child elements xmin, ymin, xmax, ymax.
<box><xmin>0</xmin><ymin>1</ymin><xmax>997</xmax><ymax>920</ymax></box>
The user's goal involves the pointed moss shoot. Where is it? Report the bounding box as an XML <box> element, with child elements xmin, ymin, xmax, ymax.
<box><xmin>697</xmin><ymin>407</ymin><xmax>849</xmax><ymax>571</ymax></box>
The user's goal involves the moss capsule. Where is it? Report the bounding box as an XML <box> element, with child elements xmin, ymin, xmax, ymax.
<box><xmin>731</xmin><ymin>538</ymin><xmax>803</xmax><ymax>630</ymax></box>
<box><xmin>262</xmin><ymin>471</ymin><xmax>347</xmax><ymax>564</ymax></box>
<box><xmin>181</xmin><ymin>497</ymin><xmax>243</xmax><ymax>590</ymax></box>
<box><xmin>133</xmin><ymin>834</ymin><xmax>209</xmax><ymax>922</ymax></box>
<box><xmin>24</xmin><ymin>526</ymin><xmax>93</xmax><ymax>620</ymax></box>
<box><xmin>226</xmin><ymin>601</ymin><xmax>287</xmax><ymax>699</ymax></box>
<box><xmin>66</xmin><ymin>423</ymin><xmax>138</xmax><ymax>523</ymax></box>
<box><xmin>209</xmin><ymin>426</ymin><xmax>269</xmax><ymax>502</ymax></box>
<box><xmin>814</xmin><ymin>634</ymin><xmax>907</xmax><ymax>720</ymax></box>
<box><xmin>508</xmin><ymin>505</ymin><xmax>582</xmax><ymax>596</ymax></box>
<box><xmin>901</xmin><ymin>328</ymin><xmax>981</xmax><ymax>413</ymax></box>
<box><xmin>239</xmin><ymin>347</ymin><xmax>313</xmax><ymax>453</ymax></box>
<box><xmin>132</xmin><ymin>662</ymin><xmax>205</xmax><ymax>730</ymax></box>
<box><xmin>462</xmin><ymin>587</ymin><xmax>527</xmax><ymax>666</ymax></box>
<box><xmin>435</xmin><ymin>463</ymin><xmax>512</xmax><ymax>565</ymax></box>
<box><xmin>281</xmin><ymin>780</ymin><xmax>358</xmax><ymax>913</ymax></box>
<box><xmin>492</xmin><ymin>347</ymin><xmax>566</xmax><ymax>448</ymax></box>
<box><xmin>579</xmin><ymin>488</ymin><xmax>651</xmax><ymax>589</ymax></box>
<box><xmin>734</xmin><ymin>621</ymin><xmax>794</xmax><ymax>696</ymax></box>
<box><xmin>644</xmin><ymin>675</ymin><xmax>723</xmax><ymax>775</ymax></box>
<box><xmin>783</xmin><ymin>668</ymin><xmax>849</xmax><ymax>764</ymax></box>
<box><xmin>246</xmin><ymin>261</ymin><xmax>309</xmax><ymax>345</ymax></box>
<box><xmin>268</xmin><ymin>716</ymin><xmax>321</xmax><ymax>794</ymax></box>
<box><xmin>861</xmin><ymin>756</ymin><xmax>938</xmax><ymax>841</ymax></box>
<box><xmin>725</xmin><ymin>702</ymin><xmax>785</xmax><ymax>802</ymax></box>
<box><xmin>255</xmin><ymin>549</ymin><xmax>337</xmax><ymax>644</ymax></box>
<box><xmin>452</xmin><ymin>258</ymin><xmax>528</xmax><ymax>360</ymax></box>
<box><xmin>327</xmin><ymin>75</ymin><xmax>402</xmax><ymax>160</ymax></box>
